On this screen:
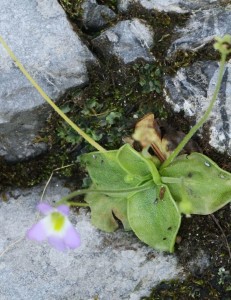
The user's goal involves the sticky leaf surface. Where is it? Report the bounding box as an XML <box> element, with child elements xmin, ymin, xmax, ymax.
<box><xmin>160</xmin><ymin>153</ymin><xmax>231</xmax><ymax>214</ymax></box>
<box><xmin>85</xmin><ymin>190</ymin><xmax>131</xmax><ymax>232</ymax></box>
<box><xmin>117</xmin><ymin>144</ymin><xmax>153</xmax><ymax>179</ymax></box>
<box><xmin>81</xmin><ymin>150</ymin><xmax>128</xmax><ymax>190</ymax></box>
<box><xmin>127</xmin><ymin>185</ymin><xmax>181</xmax><ymax>252</ymax></box>
<box><xmin>81</xmin><ymin>145</ymin><xmax>155</xmax><ymax>232</ymax></box>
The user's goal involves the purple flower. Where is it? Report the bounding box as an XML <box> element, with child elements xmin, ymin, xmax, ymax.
<box><xmin>27</xmin><ymin>203</ymin><xmax>81</xmax><ymax>251</ymax></box>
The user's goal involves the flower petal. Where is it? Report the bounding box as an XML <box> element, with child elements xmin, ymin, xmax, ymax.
<box><xmin>26</xmin><ymin>219</ymin><xmax>48</xmax><ymax>242</ymax></box>
<box><xmin>37</xmin><ymin>203</ymin><xmax>53</xmax><ymax>215</ymax></box>
<box><xmin>57</xmin><ymin>205</ymin><xmax>70</xmax><ymax>216</ymax></box>
<box><xmin>48</xmin><ymin>236</ymin><xmax>66</xmax><ymax>251</ymax></box>
<box><xmin>63</xmin><ymin>223</ymin><xmax>81</xmax><ymax>249</ymax></box>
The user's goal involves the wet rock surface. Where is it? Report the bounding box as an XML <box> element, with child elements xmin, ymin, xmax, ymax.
<box><xmin>168</xmin><ymin>6</ymin><xmax>231</xmax><ymax>54</ymax></box>
<box><xmin>81</xmin><ymin>0</ymin><xmax>116</xmax><ymax>31</ymax></box>
<box><xmin>165</xmin><ymin>60</ymin><xmax>231</xmax><ymax>155</ymax></box>
<box><xmin>0</xmin><ymin>0</ymin><xmax>96</xmax><ymax>162</ymax></box>
<box><xmin>118</xmin><ymin>0</ymin><xmax>221</xmax><ymax>13</ymax></box>
<box><xmin>0</xmin><ymin>179</ymin><xmax>182</xmax><ymax>300</ymax></box>
<box><xmin>92</xmin><ymin>18</ymin><xmax>154</xmax><ymax>64</ymax></box>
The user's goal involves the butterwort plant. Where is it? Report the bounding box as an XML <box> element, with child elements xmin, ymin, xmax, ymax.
<box><xmin>1</xmin><ymin>34</ymin><xmax>231</xmax><ymax>252</ymax></box>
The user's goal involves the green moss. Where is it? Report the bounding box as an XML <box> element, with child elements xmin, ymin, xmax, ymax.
<box><xmin>0</xmin><ymin>148</ymin><xmax>80</xmax><ymax>192</ymax></box>
<box><xmin>97</xmin><ymin>0</ymin><xmax>117</xmax><ymax>11</ymax></box>
<box><xmin>142</xmin><ymin>273</ymin><xmax>230</xmax><ymax>300</ymax></box>
<box><xmin>59</xmin><ymin>0</ymin><xmax>118</xmax><ymax>18</ymax></box>
<box><xmin>53</xmin><ymin>59</ymin><xmax>168</xmax><ymax>154</ymax></box>
<box><xmin>143</xmin><ymin>264</ymin><xmax>231</xmax><ymax>300</ymax></box>
<box><xmin>58</xmin><ymin>0</ymin><xmax>84</xmax><ymax>20</ymax></box>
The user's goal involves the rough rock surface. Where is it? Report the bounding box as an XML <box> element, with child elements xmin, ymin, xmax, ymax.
<box><xmin>165</xmin><ymin>60</ymin><xmax>231</xmax><ymax>155</ymax></box>
<box><xmin>0</xmin><ymin>179</ymin><xmax>183</xmax><ymax>300</ymax></box>
<box><xmin>0</xmin><ymin>0</ymin><xmax>96</xmax><ymax>162</ymax></box>
<box><xmin>92</xmin><ymin>18</ymin><xmax>154</xmax><ymax>64</ymax></box>
<box><xmin>118</xmin><ymin>0</ymin><xmax>221</xmax><ymax>13</ymax></box>
<box><xmin>82</xmin><ymin>0</ymin><xmax>116</xmax><ymax>31</ymax></box>
<box><xmin>168</xmin><ymin>6</ymin><xmax>231</xmax><ymax>54</ymax></box>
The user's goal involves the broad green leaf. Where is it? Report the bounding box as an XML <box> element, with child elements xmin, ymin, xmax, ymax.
<box><xmin>117</xmin><ymin>144</ymin><xmax>161</xmax><ymax>184</ymax></box>
<box><xmin>60</xmin><ymin>104</ymin><xmax>71</xmax><ymax>113</ymax></box>
<box><xmin>106</xmin><ymin>111</ymin><xmax>122</xmax><ymax>125</ymax></box>
<box><xmin>85</xmin><ymin>190</ymin><xmax>131</xmax><ymax>232</ymax></box>
<box><xmin>81</xmin><ymin>145</ymin><xmax>158</xmax><ymax>191</ymax></box>
<box><xmin>81</xmin><ymin>146</ymin><xmax>158</xmax><ymax>235</ymax></box>
<box><xmin>127</xmin><ymin>184</ymin><xmax>181</xmax><ymax>252</ymax></box>
<box><xmin>81</xmin><ymin>149</ymin><xmax>142</xmax><ymax>191</ymax></box>
<box><xmin>117</xmin><ymin>144</ymin><xmax>153</xmax><ymax>179</ymax></box>
<box><xmin>160</xmin><ymin>153</ymin><xmax>231</xmax><ymax>214</ymax></box>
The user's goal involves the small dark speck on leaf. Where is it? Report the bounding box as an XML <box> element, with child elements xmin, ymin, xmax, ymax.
<box><xmin>159</xmin><ymin>186</ymin><xmax>166</xmax><ymax>200</ymax></box>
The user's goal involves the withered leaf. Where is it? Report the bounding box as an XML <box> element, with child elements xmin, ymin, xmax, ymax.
<box><xmin>132</xmin><ymin>113</ymin><xmax>201</xmax><ymax>162</ymax></box>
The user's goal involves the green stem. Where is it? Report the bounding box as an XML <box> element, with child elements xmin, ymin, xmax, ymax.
<box><xmin>56</xmin><ymin>183</ymin><xmax>153</xmax><ymax>206</ymax></box>
<box><xmin>65</xmin><ymin>202</ymin><xmax>89</xmax><ymax>207</ymax></box>
<box><xmin>149</xmin><ymin>163</ymin><xmax>161</xmax><ymax>184</ymax></box>
<box><xmin>0</xmin><ymin>35</ymin><xmax>105</xmax><ymax>152</ymax></box>
<box><xmin>161</xmin><ymin>177</ymin><xmax>182</xmax><ymax>184</ymax></box>
<box><xmin>160</xmin><ymin>52</ymin><xmax>227</xmax><ymax>170</ymax></box>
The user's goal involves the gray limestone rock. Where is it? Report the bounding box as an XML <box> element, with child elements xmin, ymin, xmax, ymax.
<box><xmin>0</xmin><ymin>179</ymin><xmax>183</xmax><ymax>300</ymax></box>
<box><xmin>0</xmin><ymin>0</ymin><xmax>96</xmax><ymax>162</ymax></box>
<box><xmin>168</xmin><ymin>6</ymin><xmax>231</xmax><ymax>55</ymax></box>
<box><xmin>82</xmin><ymin>0</ymin><xmax>116</xmax><ymax>31</ymax></box>
<box><xmin>92</xmin><ymin>18</ymin><xmax>154</xmax><ymax>64</ymax></box>
<box><xmin>118</xmin><ymin>0</ymin><xmax>221</xmax><ymax>14</ymax></box>
<box><xmin>165</xmin><ymin>60</ymin><xmax>231</xmax><ymax>155</ymax></box>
